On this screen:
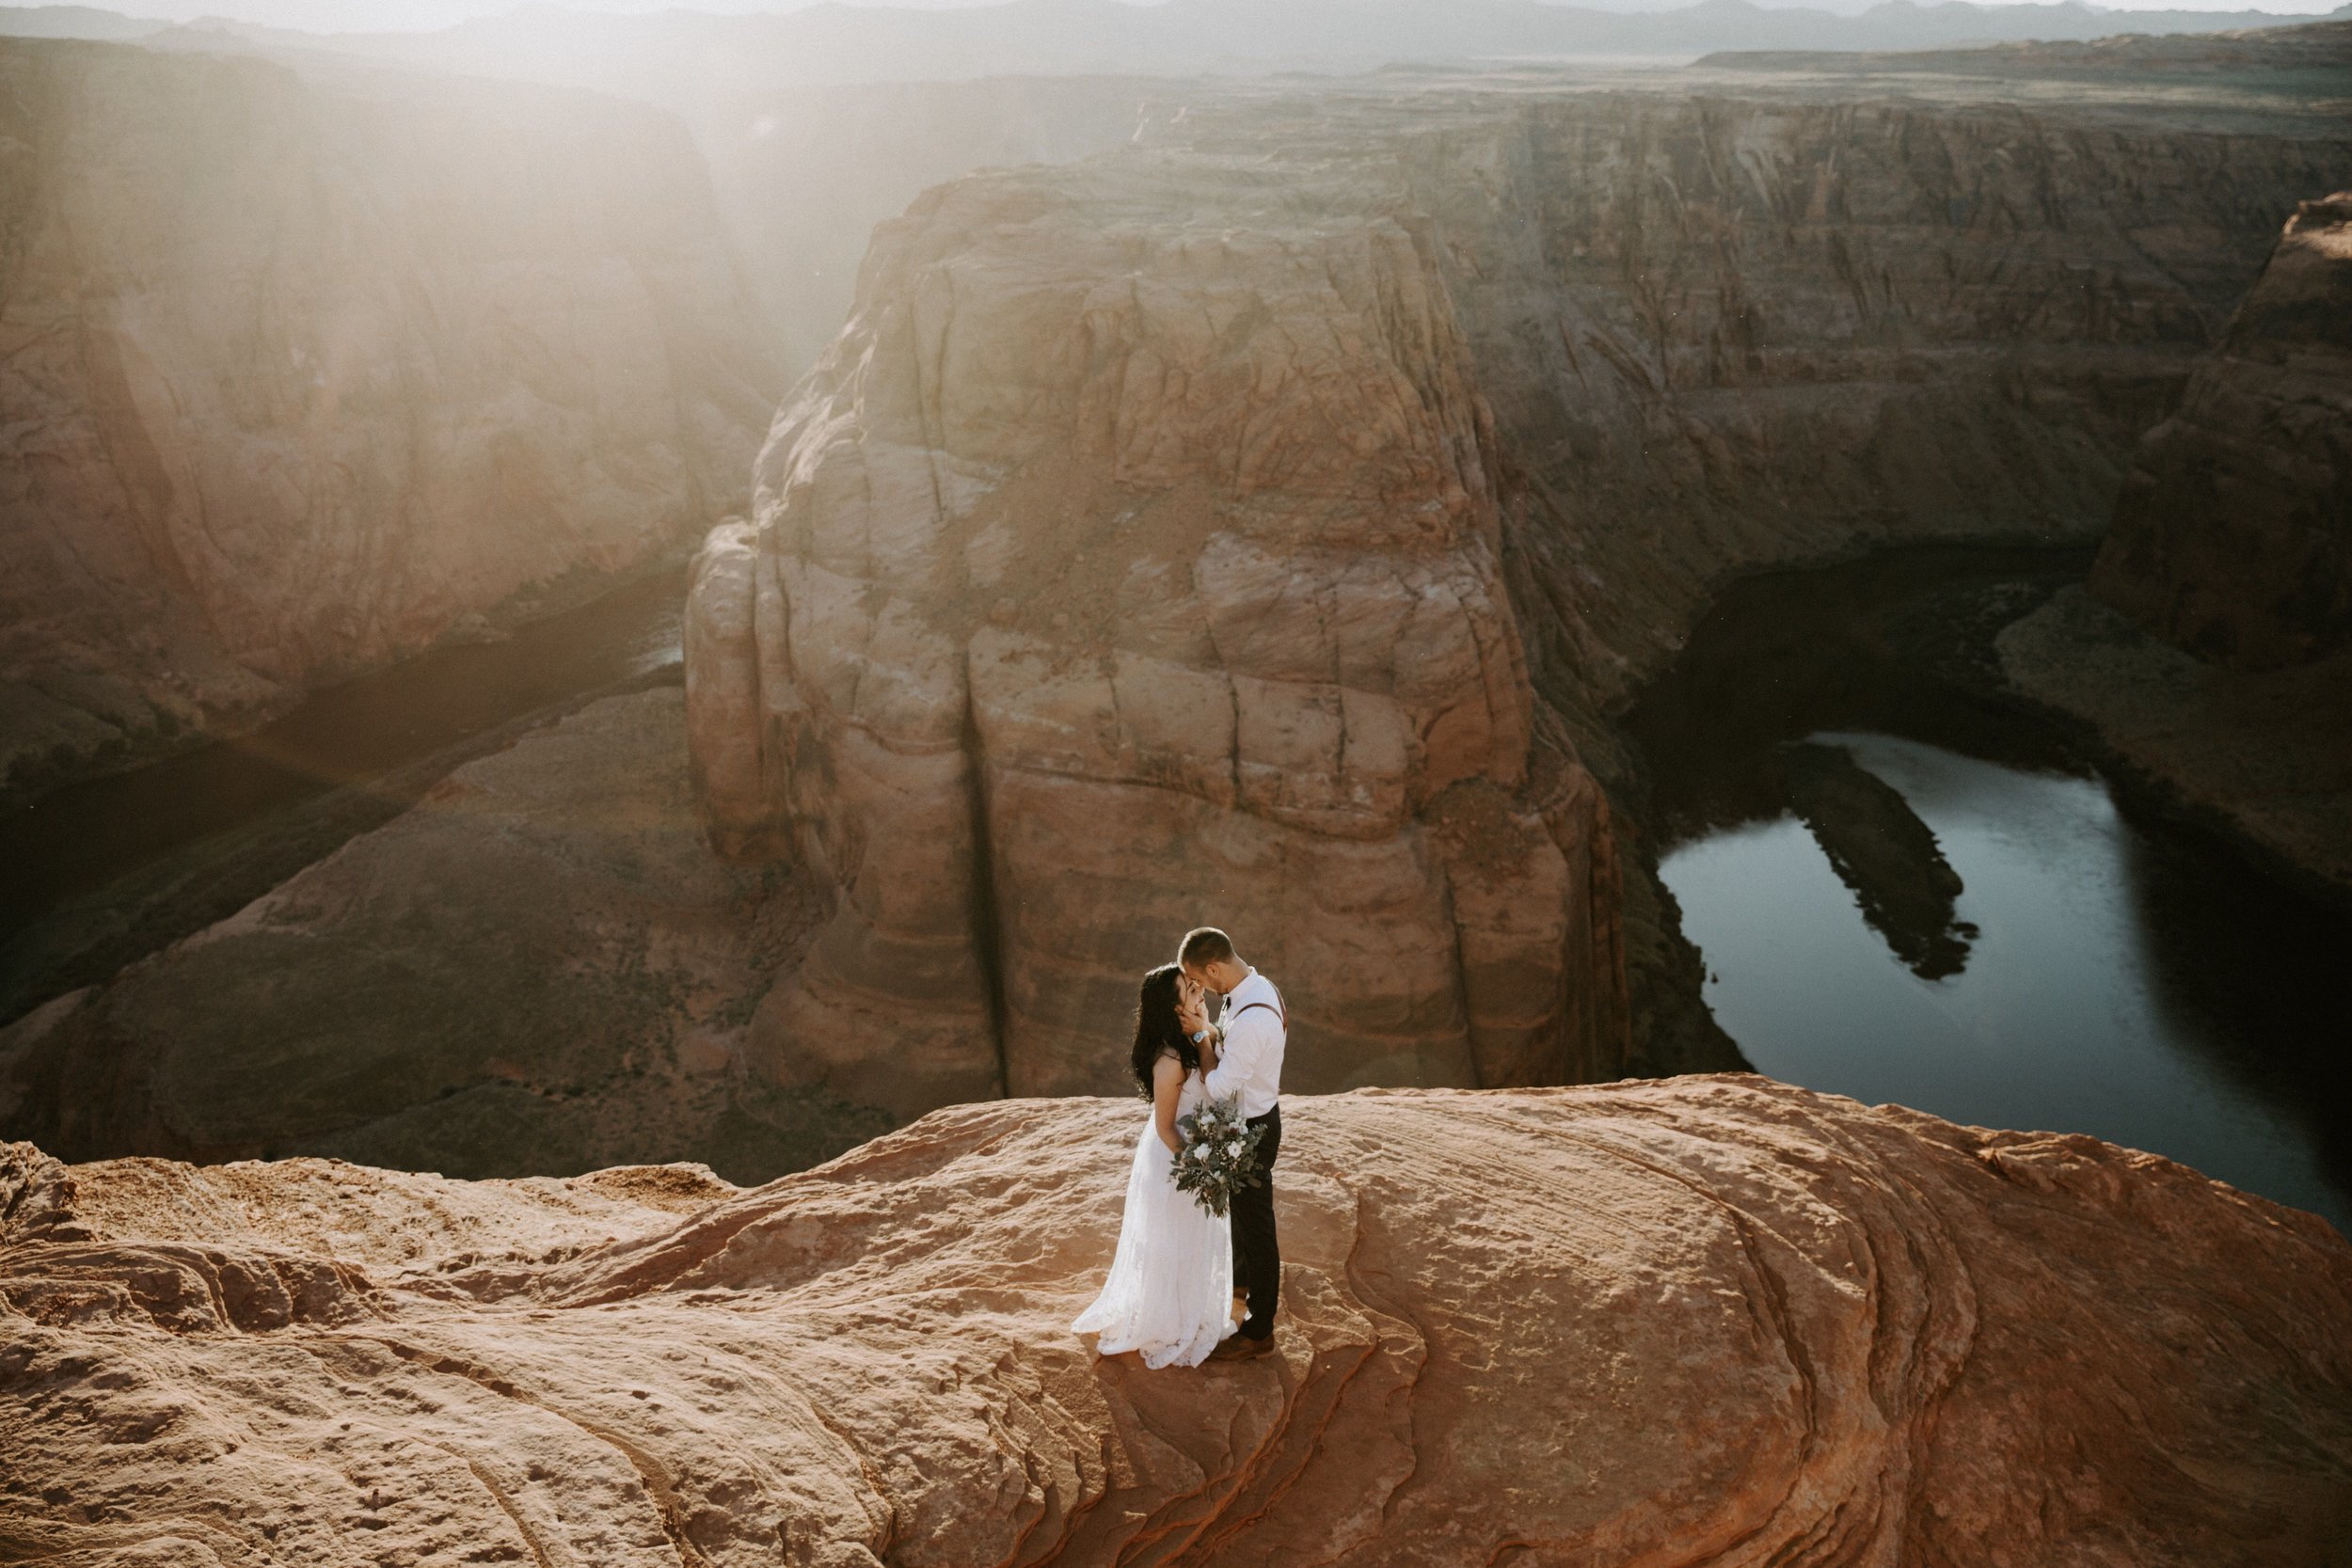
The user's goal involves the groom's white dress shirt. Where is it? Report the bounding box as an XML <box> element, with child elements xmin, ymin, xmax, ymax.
<box><xmin>1202</xmin><ymin>967</ymin><xmax>1284</xmax><ymax>1119</ymax></box>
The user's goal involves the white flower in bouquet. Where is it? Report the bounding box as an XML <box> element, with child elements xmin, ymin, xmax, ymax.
<box><xmin>1170</xmin><ymin>1093</ymin><xmax>1267</xmax><ymax>1218</ymax></box>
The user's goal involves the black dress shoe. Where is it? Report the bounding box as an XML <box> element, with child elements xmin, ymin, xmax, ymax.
<box><xmin>1210</xmin><ymin>1332</ymin><xmax>1277</xmax><ymax>1361</ymax></box>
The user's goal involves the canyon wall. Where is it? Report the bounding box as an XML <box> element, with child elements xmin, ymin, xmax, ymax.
<box><xmin>688</xmin><ymin>153</ymin><xmax>1631</xmax><ymax>1116</ymax></box>
<box><xmin>0</xmin><ymin>40</ymin><xmax>781</xmax><ymax>803</ymax></box>
<box><xmin>688</xmin><ymin>83</ymin><xmax>2347</xmax><ymax>1109</ymax></box>
<box><xmin>4</xmin><ymin>1079</ymin><xmax>2347</xmax><ymax>1564</ymax></box>
<box><xmin>1382</xmin><ymin>94</ymin><xmax>2352</xmax><ymax>713</ymax></box>
<box><xmin>1233</xmin><ymin>91</ymin><xmax>2346</xmax><ymax>1065</ymax></box>
<box><xmin>0</xmin><ymin>689</ymin><xmax>887</xmax><ymax>1180</ymax></box>
<box><xmin>2090</xmin><ymin>190</ymin><xmax>2352</xmax><ymax>670</ymax></box>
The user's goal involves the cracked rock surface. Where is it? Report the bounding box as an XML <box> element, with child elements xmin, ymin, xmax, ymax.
<box><xmin>3</xmin><ymin>1076</ymin><xmax>2348</xmax><ymax>1565</ymax></box>
<box><xmin>688</xmin><ymin>150</ymin><xmax>1633</xmax><ymax>1115</ymax></box>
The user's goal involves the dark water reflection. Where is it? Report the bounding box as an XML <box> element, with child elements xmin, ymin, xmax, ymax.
<box><xmin>1633</xmin><ymin>547</ymin><xmax>2352</xmax><ymax>1233</ymax></box>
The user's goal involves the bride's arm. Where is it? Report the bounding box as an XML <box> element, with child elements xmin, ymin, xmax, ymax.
<box><xmin>1152</xmin><ymin>1053</ymin><xmax>1188</xmax><ymax>1155</ymax></box>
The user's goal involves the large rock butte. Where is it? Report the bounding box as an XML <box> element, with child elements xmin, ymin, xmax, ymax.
<box><xmin>688</xmin><ymin>86</ymin><xmax>2350</xmax><ymax>1110</ymax></box>
<box><xmin>2</xmin><ymin>1078</ymin><xmax>2347</xmax><ymax>1565</ymax></box>
<box><xmin>2090</xmin><ymin>191</ymin><xmax>2352</xmax><ymax>670</ymax></box>
<box><xmin>688</xmin><ymin>150</ymin><xmax>1633</xmax><ymax>1116</ymax></box>
<box><xmin>0</xmin><ymin>39</ymin><xmax>780</xmax><ymax>803</ymax></box>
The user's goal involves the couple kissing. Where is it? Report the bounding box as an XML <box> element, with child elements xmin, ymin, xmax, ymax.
<box><xmin>1071</xmin><ymin>927</ymin><xmax>1286</xmax><ymax>1369</ymax></box>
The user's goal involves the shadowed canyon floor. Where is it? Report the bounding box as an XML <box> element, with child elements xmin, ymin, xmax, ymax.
<box><xmin>1625</xmin><ymin>542</ymin><xmax>2352</xmax><ymax>1228</ymax></box>
<box><xmin>0</xmin><ymin>689</ymin><xmax>887</xmax><ymax>1182</ymax></box>
<box><xmin>3</xmin><ymin>1079</ymin><xmax>2349</xmax><ymax>1566</ymax></box>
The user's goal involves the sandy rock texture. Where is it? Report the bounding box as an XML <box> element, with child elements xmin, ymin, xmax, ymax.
<box><xmin>0</xmin><ymin>689</ymin><xmax>886</xmax><ymax>1182</ymax></box>
<box><xmin>0</xmin><ymin>39</ymin><xmax>780</xmax><ymax>804</ymax></box>
<box><xmin>3</xmin><ymin>1076</ymin><xmax>2348</xmax><ymax>1566</ymax></box>
<box><xmin>2090</xmin><ymin>191</ymin><xmax>2352</xmax><ymax>670</ymax></box>
<box><xmin>688</xmin><ymin>154</ymin><xmax>1632</xmax><ymax>1116</ymax></box>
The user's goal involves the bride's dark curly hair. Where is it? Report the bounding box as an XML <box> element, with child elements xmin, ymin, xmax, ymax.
<box><xmin>1128</xmin><ymin>962</ymin><xmax>1199</xmax><ymax>1098</ymax></box>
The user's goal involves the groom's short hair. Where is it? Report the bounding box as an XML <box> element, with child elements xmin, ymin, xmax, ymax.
<box><xmin>1179</xmin><ymin>927</ymin><xmax>1235</xmax><ymax>968</ymax></box>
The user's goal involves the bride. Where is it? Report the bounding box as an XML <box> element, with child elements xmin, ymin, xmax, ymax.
<box><xmin>1072</xmin><ymin>963</ymin><xmax>1243</xmax><ymax>1368</ymax></box>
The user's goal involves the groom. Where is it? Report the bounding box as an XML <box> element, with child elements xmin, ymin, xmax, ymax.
<box><xmin>1177</xmin><ymin>926</ymin><xmax>1284</xmax><ymax>1361</ymax></box>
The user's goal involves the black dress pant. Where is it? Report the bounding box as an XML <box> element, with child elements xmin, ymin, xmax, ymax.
<box><xmin>1232</xmin><ymin>1104</ymin><xmax>1282</xmax><ymax>1340</ymax></box>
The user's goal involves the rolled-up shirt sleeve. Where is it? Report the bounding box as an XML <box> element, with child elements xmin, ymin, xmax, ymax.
<box><xmin>1203</xmin><ymin>1006</ymin><xmax>1279</xmax><ymax>1104</ymax></box>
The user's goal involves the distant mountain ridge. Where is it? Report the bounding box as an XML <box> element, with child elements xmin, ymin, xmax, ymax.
<box><xmin>8</xmin><ymin>0</ymin><xmax>2350</xmax><ymax>80</ymax></box>
<box><xmin>1697</xmin><ymin>11</ymin><xmax>2352</xmax><ymax>68</ymax></box>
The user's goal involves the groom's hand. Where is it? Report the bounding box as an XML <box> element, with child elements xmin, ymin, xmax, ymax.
<box><xmin>1176</xmin><ymin>984</ymin><xmax>1209</xmax><ymax>1037</ymax></box>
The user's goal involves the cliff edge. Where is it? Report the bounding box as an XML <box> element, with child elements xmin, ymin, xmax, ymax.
<box><xmin>2090</xmin><ymin>191</ymin><xmax>2352</xmax><ymax>671</ymax></box>
<box><xmin>3</xmin><ymin>1078</ymin><xmax>2347</xmax><ymax>1564</ymax></box>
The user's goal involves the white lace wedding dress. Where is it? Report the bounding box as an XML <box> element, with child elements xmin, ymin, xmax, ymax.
<box><xmin>1071</xmin><ymin>1066</ymin><xmax>1237</xmax><ymax>1369</ymax></box>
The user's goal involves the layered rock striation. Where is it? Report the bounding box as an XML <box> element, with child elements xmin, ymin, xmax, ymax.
<box><xmin>0</xmin><ymin>40</ymin><xmax>780</xmax><ymax>803</ymax></box>
<box><xmin>3</xmin><ymin>1078</ymin><xmax>2347</xmax><ymax>1564</ymax></box>
<box><xmin>689</xmin><ymin>155</ymin><xmax>1633</xmax><ymax>1116</ymax></box>
<box><xmin>2090</xmin><ymin>191</ymin><xmax>2352</xmax><ymax>670</ymax></box>
<box><xmin>689</xmin><ymin>83</ymin><xmax>2348</xmax><ymax>1107</ymax></box>
<box><xmin>1384</xmin><ymin>94</ymin><xmax>2352</xmax><ymax>712</ymax></box>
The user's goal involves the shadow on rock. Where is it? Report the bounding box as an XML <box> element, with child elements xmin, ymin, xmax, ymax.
<box><xmin>0</xmin><ymin>689</ymin><xmax>893</xmax><ymax>1183</ymax></box>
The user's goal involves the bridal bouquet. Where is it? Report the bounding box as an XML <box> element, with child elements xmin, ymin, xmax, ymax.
<box><xmin>1171</xmin><ymin>1094</ymin><xmax>1266</xmax><ymax>1218</ymax></box>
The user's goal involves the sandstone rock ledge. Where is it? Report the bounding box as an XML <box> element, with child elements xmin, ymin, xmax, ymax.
<box><xmin>4</xmin><ymin>1077</ymin><xmax>2347</xmax><ymax>1566</ymax></box>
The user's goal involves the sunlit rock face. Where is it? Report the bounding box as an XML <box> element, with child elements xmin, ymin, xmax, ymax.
<box><xmin>4</xmin><ymin>1079</ymin><xmax>2347</xmax><ymax>1564</ymax></box>
<box><xmin>688</xmin><ymin>157</ymin><xmax>1631</xmax><ymax>1116</ymax></box>
<box><xmin>0</xmin><ymin>40</ymin><xmax>780</xmax><ymax>802</ymax></box>
<box><xmin>2090</xmin><ymin>192</ymin><xmax>2352</xmax><ymax>670</ymax></box>
<box><xmin>687</xmin><ymin>86</ymin><xmax>2349</xmax><ymax>1117</ymax></box>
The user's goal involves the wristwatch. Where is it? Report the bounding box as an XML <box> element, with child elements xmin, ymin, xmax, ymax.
<box><xmin>1189</xmin><ymin>1025</ymin><xmax>1216</xmax><ymax>1044</ymax></box>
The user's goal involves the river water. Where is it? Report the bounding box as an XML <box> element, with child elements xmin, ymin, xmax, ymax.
<box><xmin>7</xmin><ymin>545</ymin><xmax>2345</xmax><ymax>1232</ymax></box>
<box><xmin>1635</xmin><ymin>549</ymin><xmax>2352</xmax><ymax>1233</ymax></box>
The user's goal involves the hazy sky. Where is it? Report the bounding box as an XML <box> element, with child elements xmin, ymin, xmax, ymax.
<box><xmin>16</xmin><ymin>0</ymin><xmax>2339</xmax><ymax>33</ymax></box>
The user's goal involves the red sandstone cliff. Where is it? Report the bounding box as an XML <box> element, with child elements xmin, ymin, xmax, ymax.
<box><xmin>0</xmin><ymin>40</ymin><xmax>780</xmax><ymax>803</ymax></box>
<box><xmin>2</xmin><ymin>1079</ymin><xmax>2346</xmax><ymax>1563</ymax></box>
<box><xmin>688</xmin><ymin>157</ymin><xmax>1630</xmax><ymax>1116</ymax></box>
<box><xmin>686</xmin><ymin>87</ymin><xmax>2346</xmax><ymax>1109</ymax></box>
